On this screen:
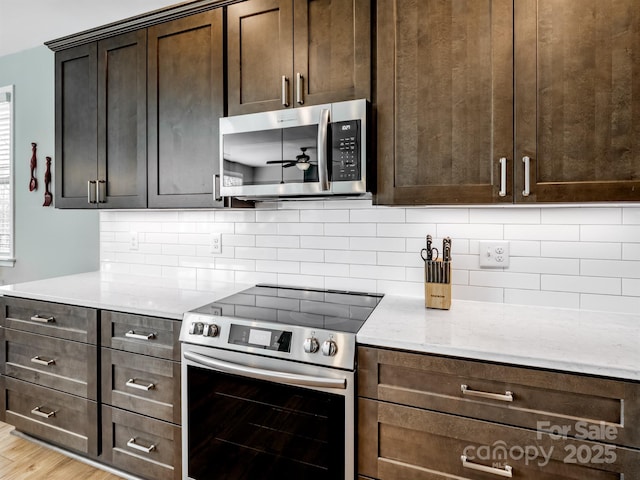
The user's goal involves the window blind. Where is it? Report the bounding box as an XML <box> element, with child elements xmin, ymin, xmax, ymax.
<box><xmin>0</xmin><ymin>85</ymin><xmax>14</xmax><ymax>261</ymax></box>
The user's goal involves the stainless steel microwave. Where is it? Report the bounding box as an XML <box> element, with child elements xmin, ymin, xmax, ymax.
<box><xmin>219</xmin><ymin>99</ymin><xmax>370</xmax><ymax>199</ymax></box>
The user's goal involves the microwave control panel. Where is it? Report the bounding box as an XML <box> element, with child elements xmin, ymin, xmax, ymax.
<box><xmin>331</xmin><ymin>120</ymin><xmax>361</xmax><ymax>182</ymax></box>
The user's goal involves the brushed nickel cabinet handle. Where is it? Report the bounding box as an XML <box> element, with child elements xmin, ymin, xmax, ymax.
<box><xmin>126</xmin><ymin>378</ymin><xmax>155</xmax><ymax>391</ymax></box>
<box><xmin>213</xmin><ymin>174</ymin><xmax>222</xmax><ymax>202</ymax></box>
<box><xmin>461</xmin><ymin>455</ymin><xmax>513</xmax><ymax>477</ymax></box>
<box><xmin>30</xmin><ymin>314</ymin><xmax>55</xmax><ymax>323</ymax></box>
<box><xmin>97</xmin><ymin>179</ymin><xmax>106</xmax><ymax>203</ymax></box>
<box><xmin>31</xmin><ymin>356</ymin><xmax>55</xmax><ymax>366</ymax></box>
<box><xmin>296</xmin><ymin>72</ymin><xmax>304</xmax><ymax>105</ymax></box>
<box><xmin>88</xmin><ymin>180</ymin><xmax>97</xmax><ymax>204</ymax></box>
<box><xmin>461</xmin><ymin>384</ymin><xmax>513</xmax><ymax>402</ymax></box>
<box><xmin>522</xmin><ymin>156</ymin><xmax>531</xmax><ymax>197</ymax></box>
<box><xmin>498</xmin><ymin>157</ymin><xmax>507</xmax><ymax>197</ymax></box>
<box><xmin>281</xmin><ymin>75</ymin><xmax>289</xmax><ymax>107</ymax></box>
<box><xmin>125</xmin><ymin>330</ymin><xmax>156</xmax><ymax>341</ymax></box>
<box><xmin>31</xmin><ymin>406</ymin><xmax>56</xmax><ymax>419</ymax></box>
<box><xmin>127</xmin><ymin>437</ymin><xmax>156</xmax><ymax>453</ymax></box>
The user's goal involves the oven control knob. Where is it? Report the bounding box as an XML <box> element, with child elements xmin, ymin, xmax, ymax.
<box><xmin>321</xmin><ymin>339</ymin><xmax>338</xmax><ymax>357</ymax></box>
<box><xmin>203</xmin><ymin>323</ymin><xmax>219</xmax><ymax>337</ymax></box>
<box><xmin>189</xmin><ymin>322</ymin><xmax>204</xmax><ymax>335</ymax></box>
<box><xmin>303</xmin><ymin>337</ymin><xmax>319</xmax><ymax>354</ymax></box>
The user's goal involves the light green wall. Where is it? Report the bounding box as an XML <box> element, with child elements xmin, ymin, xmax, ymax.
<box><xmin>0</xmin><ymin>46</ymin><xmax>99</xmax><ymax>285</ymax></box>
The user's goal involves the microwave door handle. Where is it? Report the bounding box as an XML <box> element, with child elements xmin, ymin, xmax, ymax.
<box><xmin>183</xmin><ymin>350</ymin><xmax>347</xmax><ymax>390</ymax></box>
<box><xmin>317</xmin><ymin>108</ymin><xmax>330</xmax><ymax>191</ymax></box>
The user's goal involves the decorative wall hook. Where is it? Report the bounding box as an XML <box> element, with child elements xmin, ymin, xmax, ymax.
<box><xmin>43</xmin><ymin>157</ymin><xmax>53</xmax><ymax>206</ymax></box>
<box><xmin>29</xmin><ymin>142</ymin><xmax>38</xmax><ymax>191</ymax></box>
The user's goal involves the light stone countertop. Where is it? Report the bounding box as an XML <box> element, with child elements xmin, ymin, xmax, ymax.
<box><xmin>1</xmin><ymin>271</ymin><xmax>638</xmax><ymax>381</ymax></box>
<box><xmin>0</xmin><ymin>271</ymin><xmax>249</xmax><ymax>320</ymax></box>
<box><xmin>359</xmin><ymin>294</ymin><xmax>640</xmax><ymax>381</ymax></box>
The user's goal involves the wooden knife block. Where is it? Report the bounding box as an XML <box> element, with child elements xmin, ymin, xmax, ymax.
<box><xmin>425</xmin><ymin>282</ymin><xmax>451</xmax><ymax>310</ymax></box>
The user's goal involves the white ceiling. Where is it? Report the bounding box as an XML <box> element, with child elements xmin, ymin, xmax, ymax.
<box><xmin>0</xmin><ymin>0</ymin><xmax>181</xmax><ymax>58</ymax></box>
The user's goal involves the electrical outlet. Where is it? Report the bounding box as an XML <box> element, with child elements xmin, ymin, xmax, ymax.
<box><xmin>129</xmin><ymin>231</ymin><xmax>139</xmax><ymax>251</ymax></box>
<box><xmin>210</xmin><ymin>233</ymin><xmax>222</xmax><ymax>254</ymax></box>
<box><xmin>479</xmin><ymin>241</ymin><xmax>510</xmax><ymax>268</ymax></box>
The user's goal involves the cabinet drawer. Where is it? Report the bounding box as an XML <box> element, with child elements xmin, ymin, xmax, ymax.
<box><xmin>101</xmin><ymin>311</ymin><xmax>180</xmax><ymax>361</ymax></box>
<box><xmin>3</xmin><ymin>376</ymin><xmax>98</xmax><ymax>457</ymax></box>
<box><xmin>101</xmin><ymin>348</ymin><xmax>180</xmax><ymax>424</ymax></box>
<box><xmin>102</xmin><ymin>405</ymin><xmax>181</xmax><ymax>480</ymax></box>
<box><xmin>358</xmin><ymin>346</ymin><xmax>640</xmax><ymax>449</ymax></box>
<box><xmin>1</xmin><ymin>297</ymin><xmax>97</xmax><ymax>343</ymax></box>
<box><xmin>1</xmin><ymin>328</ymin><xmax>98</xmax><ymax>399</ymax></box>
<box><xmin>359</xmin><ymin>398</ymin><xmax>640</xmax><ymax>479</ymax></box>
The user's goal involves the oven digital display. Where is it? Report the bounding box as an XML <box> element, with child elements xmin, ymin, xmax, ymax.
<box><xmin>229</xmin><ymin>324</ymin><xmax>292</xmax><ymax>352</ymax></box>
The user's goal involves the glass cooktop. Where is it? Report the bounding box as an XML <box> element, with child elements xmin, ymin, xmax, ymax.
<box><xmin>192</xmin><ymin>284</ymin><xmax>384</xmax><ymax>334</ymax></box>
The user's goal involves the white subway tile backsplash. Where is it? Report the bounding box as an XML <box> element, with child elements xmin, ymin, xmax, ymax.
<box><xmin>300</xmin><ymin>209</ymin><xmax>349</xmax><ymax>223</ymax></box>
<box><xmin>325</xmin><ymin>223</ymin><xmax>376</xmax><ymax>237</ymax></box>
<box><xmin>350</xmin><ymin>237</ymin><xmax>405</xmax><ymax>252</ymax></box>
<box><xmin>505</xmin><ymin>224</ymin><xmax>579</xmax><ymax>241</ymax></box>
<box><xmin>325</xmin><ymin>250</ymin><xmax>376</xmax><ymax>265</ymax></box>
<box><xmin>542</xmin><ymin>207</ymin><xmax>622</xmax><ymax>225</ymax></box>
<box><xmin>581</xmin><ymin>259</ymin><xmax>640</xmax><ymax>278</ymax></box>
<box><xmin>256</xmin><ymin>235</ymin><xmax>300</xmax><ymax>248</ymax></box>
<box><xmin>278</xmin><ymin>248</ymin><xmax>324</xmax><ymax>262</ymax></box>
<box><xmin>541</xmin><ymin>241</ymin><xmax>621</xmax><ymax>260</ymax></box>
<box><xmin>406</xmin><ymin>208</ymin><xmax>469</xmax><ymax>224</ymax></box>
<box><xmin>541</xmin><ymin>275</ymin><xmax>621</xmax><ymax>295</ymax></box>
<box><xmin>100</xmin><ymin>204</ymin><xmax>640</xmax><ymax>313</ymax></box>
<box><xmin>351</xmin><ymin>207</ymin><xmax>405</xmax><ymax>223</ymax></box>
<box><xmin>470</xmin><ymin>208</ymin><xmax>540</xmax><ymax>224</ymax></box>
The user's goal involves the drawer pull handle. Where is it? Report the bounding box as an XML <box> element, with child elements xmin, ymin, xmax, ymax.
<box><xmin>30</xmin><ymin>315</ymin><xmax>55</xmax><ymax>323</ymax></box>
<box><xmin>127</xmin><ymin>437</ymin><xmax>156</xmax><ymax>453</ymax></box>
<box><xmin>31</xmin><ymin>406</ymin><xmax>56</xmax><ymax>419</ymax></box>
<box><xmin>31</xmin><ymin>356</ymin><xmax>55</xmax><ymax>366</ymax></box>
<box><xmin>461</xmin><ymin>384</ymin><xmax>513</xmax><ymax>402</ymax></box>
<box><xmin>461</xmin><ymin>455</ymin><xmax>512</xmax><ymax>477</ymax></box>
<box><xmin>126</xmin><ymin>378</ymin><xmax>155</xmax><ymax>391</ymax></box>
<box><xmin>125</xmin><ymin>330</ymin><xmax>156</xmax><ymax>341</ymax></box>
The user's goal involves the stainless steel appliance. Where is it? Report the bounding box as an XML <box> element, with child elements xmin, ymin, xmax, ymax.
<box><xmin>219</xmin><ymin>99</ymin><xmax>370</xmax><ymax>199</ymax></box>
<box><xmin>180</xmin><ymin>284</ymin><xmax>383</xmax><ymax>480</ymax></box>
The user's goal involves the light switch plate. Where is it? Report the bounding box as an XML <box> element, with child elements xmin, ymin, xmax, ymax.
<box><xmin>479</xmin><ymin>241</ymin><xmax>510</xmax><ymax>268</ymax></box>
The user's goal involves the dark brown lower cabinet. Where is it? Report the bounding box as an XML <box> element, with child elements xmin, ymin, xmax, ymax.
<box><xmin>102</xmin><ymin>406</ymin><xmax>181</xmax><ymax>480</ymax></box>
<box><xmin>357</xmin><ymin>346</ymin><xmax>640</xmax><ymax>479</ymax></box>
<box><xmin>100</xmin><ymin>310</ymin><xmax>181</xmax><ymax>479</ymax></box>
<box><xmin>3</xmin><ymin>376</ymin><xmax>99</xmax><ymax>457</ymax></box>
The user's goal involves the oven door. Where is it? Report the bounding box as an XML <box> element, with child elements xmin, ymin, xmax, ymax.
<box><xmin>181</xmin><ymin>344</ymin><xmax>354</xmax><ymax>480</ymax></box>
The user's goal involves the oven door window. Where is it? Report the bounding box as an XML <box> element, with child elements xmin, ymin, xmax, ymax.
<box><xmin>222</xmin><ymin>125</ymin><xmax>319</xmax><ymax>187</ymax></box>
<box><xmin>187</xmin><ymin>365</ymin><xmax>345</xmax><ymax>480</ymax></box>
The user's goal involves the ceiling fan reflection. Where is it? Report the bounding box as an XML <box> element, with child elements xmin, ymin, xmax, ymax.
<box><xmin>266</xmin><ymin>147</ymin><xmax>316</xmax><ymax>171</ymax></box>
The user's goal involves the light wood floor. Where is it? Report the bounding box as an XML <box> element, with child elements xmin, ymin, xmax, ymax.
<box><xmin>0</xmin><ymin>421</ymin><xmax>124</xmax><ymax>479</ymax></box>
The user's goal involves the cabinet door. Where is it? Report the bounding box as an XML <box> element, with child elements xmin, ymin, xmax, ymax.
<box><xmin>292</xmin><ymin>0</ymin><xmax>370</xmax><ymax>107</ymax></box>
<box><xmin>147</xmin><ymin>9</ymin><xmax>225</xmax><ymax>208</ymax></box>
<box><xmin>97</xmin><ymin>31</ymin><xmax>147</xmax><ymax>208</ymax></box>
<box><xmin>54</xmin><ymin>43</ymin><xmax>98</xmax><ymax>208</ymax></box>
<box><xmin>515</xmin><ymin>0</ymin><xmax>640</xmax><ymax>202</ymax></box>
<box><xmin>227</xmin><ymin>0</ymin><xmax>294</xmax><ymax>115</ymax></box>
<box><xmin>375</xmin><ymin>0</ymin><xmax>514</xmax><ymax>205</ymax></box>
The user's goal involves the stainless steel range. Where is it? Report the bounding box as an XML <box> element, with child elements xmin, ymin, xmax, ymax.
<box><xmin>180</xmin><ymin>284</ymin><xmax>383</xmax><ymax>480</ymax></box>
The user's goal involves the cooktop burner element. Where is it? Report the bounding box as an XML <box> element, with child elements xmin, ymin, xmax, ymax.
<box><xmin>192</xmin><ymin>284</ymin><xmax>383</xmax><ymax>333</ymax></box>
<box><xmin>181</xmin><ymin>284</ymin><xmax>384</xmax><ymax>370</ymax></box>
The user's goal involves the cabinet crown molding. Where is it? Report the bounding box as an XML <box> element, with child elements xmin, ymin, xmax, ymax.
<box><xmin>45</xmin><ymin>0</ymin><xmax>239</xmax><ymax>51</ymax></box>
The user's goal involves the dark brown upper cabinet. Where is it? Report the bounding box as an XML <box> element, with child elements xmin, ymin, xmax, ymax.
<box><xmin>375</xmin><ymin>0</ymin><xmax>514</xmax><ymax>205</ymax></box>
<box><xmin>147</xmin><ymin>9</ymin><xmax>225</xmax><ymax>208</ymax></box>
<box><xmin>515</xmin><ymin>0</ymin><xmax>640</xmax><ymax>203</ymax></box>
<box><xmin>227</xmin><ymin>0</ymin><xmax>371</xmax><ymax>116</ymax></box>
<box><xmin>55</xmin><ymin>32</ymin><xmax>147</xmax><ymax>209</ymax></box>
<box><xmin>376</xmin><ymin>0</ymin><xmax>640</xmax><ymax>205</ymax></box>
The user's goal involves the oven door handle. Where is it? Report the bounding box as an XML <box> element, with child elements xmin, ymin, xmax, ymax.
<box><xmin>183</xmin><ymin>350</ymin><xmax>347</xmax><ymax>390</ymax></box>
